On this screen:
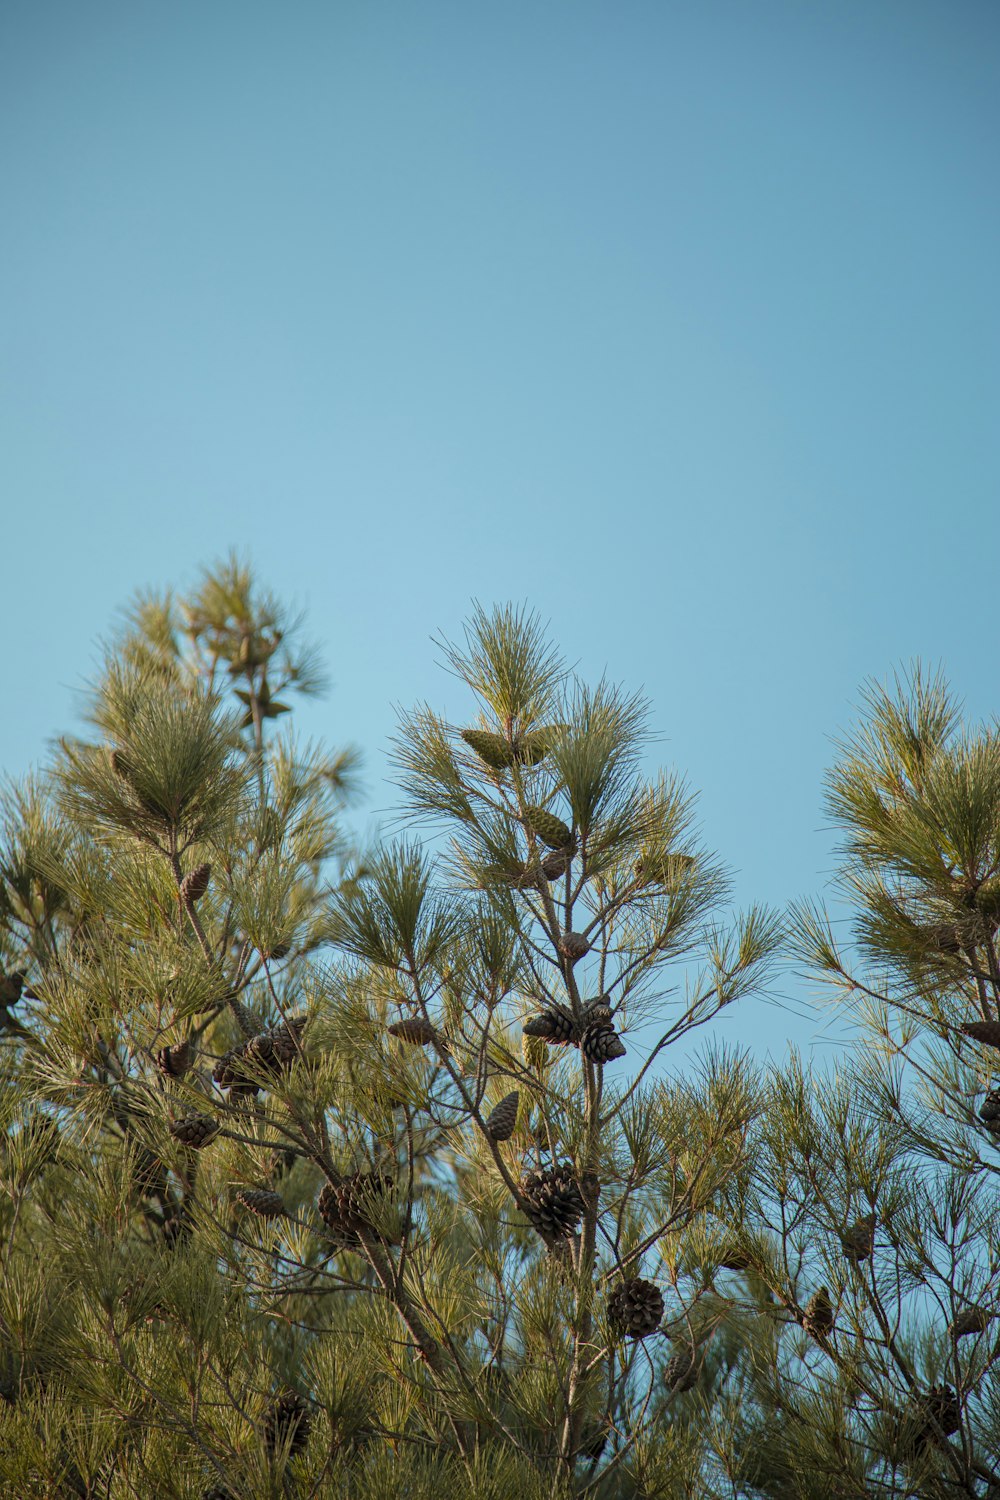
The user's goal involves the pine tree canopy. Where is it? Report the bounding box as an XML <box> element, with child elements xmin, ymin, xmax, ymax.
<box><xmin>3</xmin><ymin>570</ymin><xmax>999</xmax><ymax>1497</ymax></box>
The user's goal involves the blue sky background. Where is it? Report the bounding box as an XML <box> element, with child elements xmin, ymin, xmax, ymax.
<box><xmin>2</xmin><ymin>1</ymin><xmax>998</xmax><ymax>1061</ymax></box>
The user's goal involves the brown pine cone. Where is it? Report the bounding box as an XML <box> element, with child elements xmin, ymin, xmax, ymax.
<box><xmin>521</xmin><ymin>1164</ymin><xmax>585</xmax><ymax>1239</ymax></box>
<box><xmin>484</xmin><ymin>1091</ymin><xmax>519</xmax><ymax>1142</ymax></box>
<box><xmin>541</xmin><ymin>850</ymin><xmax>571</xmax><ymax>881</ymax></box>
<box><xmin>607</xmin><ymin>1278</ymin><xmax>665</xmax><ymax>1339</ymax></box>
<box><xmin>801</xmin><ymin>1287</ymin><xmax>835</xmax><ymax>1340</ymax></box>
<box><xmin>523</xmin><ymin>1007</ymin><xmax>576</xmax><ymax>1046</ymax></box>
<box><xmin>840</xmin><ymin>1214</ymin><xmax>876</xmax><ymax>1265</ymax></box>
<box><xmin>978</xmin><ymin>1089</ymin><xmax>1000</xmax><ymax>1132</ymax></box>
<box><xmin>169</xmin><ymin>1114</ymin><xmax>220</xmax><ymax>1149</ymax></box>
<box><xmin>262</xmin><ymin>1389</ymin><xmax>311</xmax><ymax>1459</ymax></box>
<box><xmin>0</xmin><ymin>972</ymin><xmax>25</xmax><ymax>1008</ymax></box>
<box><xmin>664</xmin><ymin>1349</ymin><xmax>699</xmax><ymax>1391</ymax></box>
<box><xmin>234</xmin><ymin>1188</ymin><xmax>285</xmax><ymax>1219</ymax></box>
<box><xmin>319</xmin><ymin>1173</ymin><xmax>395</xmax><ymax>1242</ymax></box>
<box><xmin>901</xmin><ymin>1385</ymin><xmax>960</xmax><ymax>1451</ymax></box>
<box><xmin>579</xmin><ymin>1000</ymin><xmax>614</xmax><ymax>1027</ymax></box>
<box><xmin>388</xmin><ymin>1017</ymin><xmax>437</xmax><ymax>1047</ymax></box>
<box><xmin>317</xmin><ymin>1183</ymin><xmax>362</xmax><ymax>1248</ymax></box>
<box><xmin>558</xmin><ymin>931</ymin><xmax>591</xmax><ymax>963</ymax></box>
<box><xmin>213</xmin><ymin>1046</ymin><xmax>258</xmax><ymax>1093</ymax></box>
<box><xmin>580</xmin><ymin>1023</ymin><xmax>626</xmax><ymax>1064</ymax></box>
<box><xmin>155</xmin><ymin>1040</ymin><xmax>192</xmax><ymax>1078</ymax></box>
<box><xmin>269</xmin><ymin>1146</ymin><xmax>299</xmax><ymax>1179</ymax></box>
<box><xmin>179</xmin><ymin>862</ymin><xmax>211</xmax><ymax>906</ymax></box>
<box><xmin>949</xmin><ymin>1305</ymin><xmax>992</xmax><ymax>1338</ymax></box>
<box><xmin>246</xmin><ymin>1015</ymin><xmax>307</xmax><ymax>1074</ymax></box>
<box><xmin>961</xmin><ymin>1020</ymin><xmax>1000</xmax><ymax>1049</ymax></box>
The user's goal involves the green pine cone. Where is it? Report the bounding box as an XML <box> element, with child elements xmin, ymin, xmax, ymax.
<box><xmin>976</xmin><ymin>876</ymin><xmax>1000</xmax><ymax>923</ymax></box>
<box><xmin>635</xmin><ymin>851</ymin><xmax>695</xmax><ymax>885</ymax></box>
<box><xmin>461</xmin><ymin>729</ymin><xmax>516</xmax><ymax>769</ymax></box>
<box><xmin>513</xmin><ymin>730</ymin><xmax>550</xmax><ymax>766</ymax></box>
<box><xmin>522</xmin><ymin>805</ymin><xmax>572</xmax><ymax>849</ymax></box>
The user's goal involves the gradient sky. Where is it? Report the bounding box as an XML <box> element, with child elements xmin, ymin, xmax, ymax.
<box><xmin>3</xmin><ymin>1</ymin><xmax>998</xmax><ymax>1061</ymax></box>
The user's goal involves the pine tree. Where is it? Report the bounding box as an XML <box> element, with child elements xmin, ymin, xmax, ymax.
<box><xmin>0</xmin><ymin>580</ymin><xmax>779</xmax><ymax>1497</ymax></box>
<box><xmin>709</xmin><ymin>668</ymin><xmax>1000</xmax><ymax>1497</ymax></box>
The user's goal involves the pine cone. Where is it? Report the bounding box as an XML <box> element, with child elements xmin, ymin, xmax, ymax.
<box><xmin>841</xmin><ymin>1214</ymin><xmax>876</xmax><ymax>1265</ymax></box>
<box><xmin>388</xmin><ymin>1017</ymin><xmax>438</xmax><ymax>1047</ymax></box>
<box><xmin>607</xmin><ymin>1278</ymin><xmax>665</xmax><ymax>1339</ymax></box>
<box><xmin>180</xmin><ymin>862</ymin><xmax>211</xmax><ymax>906</ymax></box>
<box><xmin>949</xmin><ymin>1305</ymin><xmax>992</xmax><ymax>1338</ymax></box>
<box><xmin>213</xmin><ymin>1046</ymin><xmax>258</xmax><ymax>1094</ymax></box>
<box><xmin>155</xmin><ymin>1040</ymin><xmax>192</xmax><ymax>1078</ymax></box>
<box><xmin>161</xmin><ymin>1205</ymin><xmax>191</xmax><ymax>1248</ymax></box>
<box><xmin>234</xmin><ymin>1188</ymin><xmax>286</xmax><ymax>1219</ymax></box>
<box><xmin>975</xmin><ymin>877</ymin><xmax>1000</xmax><ymax>929</ymax></box>
<box><xmin>109</xmin><ymin>748</ymin><xmax>135</xmax><ymax>782</ymax></box>
<box><xmin>558</xmin><ymin>931</ymin><xmax>591</xmax><ymax>963</ymax></box>
<box><xmin>522</xmin><ymin>1032</ymin><xmax>551</xmax><ymax>1070</ymax></box>
<box><xmin>801</xmin><ymin>1287</ymin><xmax>835</xmax><ymax>1340</ymax></box>
<box><xmin>461</xmin><ymin>729</ymin><xmax>516</xmax><ymax>770</ymax></box>
<box><xmin>269</xmin><ymin>1146</ymin><xmax>299</xmax><ymax>1179</ymax></box>
<box><xmin>214</xmin><ymin>1017</ymin><xmax>304</xmax><ymax>1092</ymax></box>
<box><xmin>0</xmin><ymin>972</ymin><xmax>24</xmax><ymax>1008</ymax></box>
<box><xmin>169</xmin><ymin>1114</ymin><xmax>220</xmax><ymax>1149</ymax></box>
<box><xmin>580</xmin><ymin>1023</ymin><xmax>626</xmax><ymax>1064</ymax></box>
<box><xmin>317</xmin><ymin>1183</ymin><xmax>362</xmax><ymax>1248</ymax></box>
<box><xmin>579</xmin><ymin>999</ymin><xmax>614</xmax><ymax>1027</ymax></box>
<box><xmin>521</xmin><ymin>1164</ymin><xmax>585</xmax><ymax>1239</ymax></box>
<box><xmin>246</xmin><ymin>1015</ymin><xmax>307</xmax><ymax>1074</ymax></box>
<box><xmin>521</xmin><ymin>806</ymin><xmax>573</xmax><ymax>850</ymax></box>
<box><xmin>319</xmin><ymin>1173</ymin><xmax>395</xmax><ymax>1242</ymax></box>
<box><xmin>962</xmin><ymin>1020</ymin><xmax>1000</xmax><ymax>1049</ymax></box>
<box><xmin>508</xmin><ymin>861</ymin><xmax>542</xmax><ymax>890</ymax></box>
<box><xmin>523</xmin><ymin>1007</ymin><xmax>576</xmax><ymax>1046</ymax></box>
<box><xmin>901</xmin><ymin>1385</ymin><xmax>960</xmax><ymax>1451</ymax></box>
<box><xmin>109</xmin><ymin>750</ymin><xmax>169</xmax><ymax>819</ymax></box>
<box><xmin>263</xmin><ymin>1389</ymin><xmax>311</xmax><ymax>1459</ymax></box>
<box><xmin>542</xmin><ymin>850</ymin><xmax>571</xmax><ymax>881</ymax></box>
<box><xmin>978</xmin><ymin>1089</ymin><xmax>1000</xmax><ymax>1131</ymax></box>
<box><xmin>484</xmin><ymin>1091</ymin><xmax>519</xmax><ymax>1142</ymax></box>
<box><xmin>513</xmin><ymin>730</ymin><xmax>552</xmax><ymax>766</ymax></box>
<box><xmin>664</xmin><ymin>1349</ymin><xmax>699</xmax><ymax>1392</ymax></box>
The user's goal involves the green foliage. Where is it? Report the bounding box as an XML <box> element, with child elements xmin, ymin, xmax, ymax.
<box><xmin>716</xmin><ymin>666</ymin><xmax>1000</xmax><ymax>1496</ymax></box>
<box><xmin>0</xmin><ymin>574</ymin><xmax>790</xmax><ymax>1496</ymax></box>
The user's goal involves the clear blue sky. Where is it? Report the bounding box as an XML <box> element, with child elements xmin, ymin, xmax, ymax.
<box><xmin>3</xmin><ymin>1</ymin><xmax>998</xmax><ymax>1058</ymax></box>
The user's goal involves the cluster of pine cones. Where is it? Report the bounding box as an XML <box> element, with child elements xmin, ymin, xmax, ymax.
<box><xmin>213</xmin><ymin>1015</ymin><xmax>306</xmax><ymax>1097</ymax></box>
<box><xmin>523</xmin><ymin>1000</ymin><xmax>626</xmax><ymax>1064</ymax></box>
